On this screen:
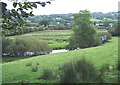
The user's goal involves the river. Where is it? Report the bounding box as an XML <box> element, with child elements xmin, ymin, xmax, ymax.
<box><xmin>50</xmin><ymin>49</ymin><xmax>69</xmax><ymax>54</ymax></box>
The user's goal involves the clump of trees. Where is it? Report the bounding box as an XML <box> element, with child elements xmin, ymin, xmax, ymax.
<box><xmin>108</xmin><ymin>23</ymin><xmax>119</xmax><ymax>36</ymax></box>
<box><xmin>3</xmin><ymin>26</ymin><xmax>45</xmax><ymax>36</ymax></box>
<box><xmin>67</xmin><ymin>10</ymin><xmax>101</xmax><ymax>50</ymax></box>
<box><xmin>2</xmin><ymin>37</ymin><xmax>52</xmax><ymax>56</ymax></box>
<box><xmin>38</xmin><ymin>20</ymin><xmax>49</xmax><ymax>27</ymax></box>
<box><xmin>97</xmin><ymin>32</ymin><xmax>112</xmax><ymax>40</ymax></box>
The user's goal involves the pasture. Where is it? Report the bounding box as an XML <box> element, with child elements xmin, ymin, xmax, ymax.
<box><xmin>8</xmin><ymin>29</ymin><xmax>107</xmax><ymax>50</ymax></box>
<box><xmin>8</xmin><ymin>30</ymin><xmax>72</xmax><ymax>50</ymax></box>
<box><xmin>2</xmin><ymin>37</ymin><xmax>118</xmax><ymax>83</ymax></box>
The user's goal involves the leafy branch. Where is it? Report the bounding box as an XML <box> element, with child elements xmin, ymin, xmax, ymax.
<box><xmin>1</xmin><ymin>1</ymin><xmax>51</xmax><ymax>35</ymax></box>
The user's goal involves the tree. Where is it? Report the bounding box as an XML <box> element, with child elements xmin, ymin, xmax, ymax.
<box><xmin>108</xmin><ymin>23</ymin><xmax>119</xmax><ymax>36</ymax></box>
<box><xmin>38</xmin><ymin>20</ymin><xmax>49</xmax><ymax>27</ymax></box>
<box><xmin>2</xmin><ymin>37</ymin><xmax>14</xmax><ymax>55</ymax></box>
<box><xmin>2</xmin><ymin>38</ymin><xmax>52</xmax><ymax>56</ymax></box>
<box><xmin>1</xmin><ymin>0</ymin><xmax>52</xmax><ymax>35</ymax></box>
<box><xmin>103</xmin><ymin>19</ymin><xmax>110</xmax><ymax>27</ymax></box>
<box><xmin>26</xmin><ymin>39</ymin><xmax>52</xmax><ymax>55</ymax></box>
<box><xmin>67</xmin><ymin>10</ymin><xmax>101</xmax><ymax>50</ymax></box>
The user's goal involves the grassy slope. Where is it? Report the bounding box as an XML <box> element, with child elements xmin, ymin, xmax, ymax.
<box><xmin>2</xmin><ymin>37</ymin><xmax>118</xmax><ymax>83</ymax></box>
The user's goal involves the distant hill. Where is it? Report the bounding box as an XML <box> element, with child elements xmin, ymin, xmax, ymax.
<box><xmin>26</xmin><ymin>12</ymin><xmax>118</xmax><ymax>25</ymax></box>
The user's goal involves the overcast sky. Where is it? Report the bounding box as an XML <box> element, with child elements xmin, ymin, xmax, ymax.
<box><xmin>3</xmin><ymin>0</ymin><xmax>120</xmax><ymax>15</ymax></box>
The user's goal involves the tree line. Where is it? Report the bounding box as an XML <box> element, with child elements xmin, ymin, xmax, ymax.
<box><xmin>2</xmin><ymin>38</ymin><xmax>52</xmax><ymax>56</ymax></box>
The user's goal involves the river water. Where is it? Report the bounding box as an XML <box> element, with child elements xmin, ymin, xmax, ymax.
<box><xmin>50</xmin><ymin>49</ymin><xmax>69</xmax><ymax>54</ymax></box>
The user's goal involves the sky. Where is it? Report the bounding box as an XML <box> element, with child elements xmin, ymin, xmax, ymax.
<box><xmin>2</xmin><ymin>0</ymin><xmax>120</xmax><ymax>15</ymax></box>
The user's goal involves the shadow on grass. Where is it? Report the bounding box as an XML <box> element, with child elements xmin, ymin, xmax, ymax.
<box><xmin>2</xmin><ymin>56</ymin><xmax>36</xmax><ymax>63</ymax></box>
<box><xmin>106</xmin><ymin>40</ymin><xmax>112</xmax><ymax>43</ymax></box>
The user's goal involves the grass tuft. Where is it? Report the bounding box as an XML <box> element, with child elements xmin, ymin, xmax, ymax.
<box><xmin>39</xmin><ymin>69</ymin><xmax>54</xmax><ymax>80</ymax></box>
<box><xmin>31</xmin><ymin>66</ymin><xmax>38</xmax><ymax>72</ymax></box>
<box><xmin>26</xmin><ymin>62</ymin><xmax>32</xmax><ymax>66</ymax></box>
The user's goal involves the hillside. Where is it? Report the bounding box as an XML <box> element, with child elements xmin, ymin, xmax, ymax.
<box><xmin>2</xmin><ymin>37</ymin><xmax>118</xmax><ymax>83</ymax></box>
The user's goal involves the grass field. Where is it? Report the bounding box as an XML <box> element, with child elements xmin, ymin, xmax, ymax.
<box><xmin>8</xmin><ymin>29</ymin><xmax>107</xmax><ymax>50</ymax></box>
<box><xmin>2</xmin><ymin>37</ymin><xmax>118</xmax><ymax>83</ymax></box>
<box><xmin>8</xmin><ymin>30</ymin><xmax>72</xmax><ymax>49</ymax></box>
<box><xmin>91</xmin><ymin>18</ymin><xmax>118</xmax><ymax>22</ymax></box>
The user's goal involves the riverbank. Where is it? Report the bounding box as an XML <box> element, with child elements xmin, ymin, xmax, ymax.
<box><xmin>2</xmin><ymin>37</ymin><xmax>118</xmax><ymax>83</ymax></box>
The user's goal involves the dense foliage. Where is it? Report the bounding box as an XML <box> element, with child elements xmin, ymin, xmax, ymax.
<box><xmin>38</xmin><ymin>20</ymin><xmax>49</xmax><ymax>27</ymax></box>
<box><xmin>4</xmin><ymin>26</ymin><xmax>44</xmax><ymax>36</ymax></box>
<box><xmin>97</xmin><ymin>32</ymin><xmax>112</xmax><ymax>40</ymax></box>
<box><xmin>2</xmin><ymin>37</ymin><xmax>52</xmax><ymax>56</ymax></box>
<box><xmin>1</xmin><ymin>1</ymin><xmax>51</xmax><ymax>35</ymax></box>
<box><xmin>26</xmin><ymin>12</ymin><xmax>118</xmax><ymax>25</ymax></box>
<box><xmin>108</xmin><ymin>23</ymin><xmax>119</xmax><ymax>36</ymax></box>
<box><xmin>67</xmin><ymin>10</ymin><xmax>101</xmax><ymax>50</ymax></box>
<box><xmin>57</xmin><ymin>58</ymin><xmax>109</xmax><ymax>83</ymax></box>
<box><xmin>2</xmin><ymin>10</ymin><xmax>118</xmax><ymax>37</ymax></box>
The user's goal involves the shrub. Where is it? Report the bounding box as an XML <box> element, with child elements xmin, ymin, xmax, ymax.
<box><xmin>97</xmin><ymin>32</ymin><xmax>112</xmax><ymax>41</ymax></box>
<box><xmin>26</xmin><ymin>62</ymin><xmax>32</xmax><ymax>66</ymax></box>
<box><xmin>37</xmin><ymin>62</ymin><xmax>39</xmax><ymax>65</ymax></box>
<box><xmin>58</xmin><ymin>58</ymin><xmax>108</xmax><ymax>83</ymax></box>
<box><xmin>2</xmin><ymin>38</ymin><xmax>52</xmax><ymax>56</ymax></box>
<box><xmin>31</xmin><ymin>66</ymin><xmax>38</xmax><ymax>72</ymax></box>
<box><xmin>74</xmin><ymin>58</ymin><xmax>98</xmax><ymax>83</ymax></box>
<box><xmin>59</xmin><ymin>62</ymin><xmax>76</xmax><ymax>83</ymax></box>
<box><xmin>108</xmin><ymin>24</ymin><xmax>119</xmax><ymax>36</ymax></box>
<box><xmin>40</xmin><ymin>69</ymin><xmax>54</xmax><ymax>80</ymax></box>
<box><xmin>66</xmin><ymin>35</ymin><xmax>78</xmax><ymax>50</ymax></box>
<box><xmin>2</xmin><ymin>37</ymin><xmax>14</xmax><ymax>55</ymax></box>
<box><xmin>26</xmin><ymin>38</ymin><xmax>52</xmax><ymax>55</ymax></box>
<box><xmin>93</xmin><ymin>36</ymin><xmax>102</xmax><ymax>47</ymax></box>
<box><xmin>66</xmin><ymin>34</ymin><xmax>101</xmax><ymax>50</ymax></box>
<box><xmin>13</xmin><ymin>38</ymin><xmax>27</xmax><ymax>56</ymax></box>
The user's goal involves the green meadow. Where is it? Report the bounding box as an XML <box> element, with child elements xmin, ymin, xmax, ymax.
<box><xmin>2</xmin><ymin>37</ymin><xmax>118</xmax><ymax>83</ymax></box>
<box><xmin>8</xmin><ymin>30</ymin><xmax>108</xmax><ymax>50</ymax></box>
<box><xmin>91</xmin><ymin>18</ymin><xmax>118</xmax><ymax>22</ymax></box>
<box><xmin>8</xmin><ymin>30</ymin><xmax>72</xmax><ymax>50</ymax></box>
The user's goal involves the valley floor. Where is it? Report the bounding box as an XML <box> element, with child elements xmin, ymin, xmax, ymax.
<box><xmin>2</xmin><ymin>37</ymin><xmax>118</xmax><ymax>83</ymax></box>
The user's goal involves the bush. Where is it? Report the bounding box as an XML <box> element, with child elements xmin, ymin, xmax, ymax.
<box><xmin>26</xmin><ymin>62</ymin><xmax>32</xmax><ymax>66</ymax></box>
<box><xmin>108</xmin><ymin>24</ymin><xmax>119</xmax><ymax>36</ymax></box>
<box><xmin>97</xmin><ymin>32</ymin><xmax>112</xmax><ymax>41</ymax></box>
<box><xmin>26</xmin><ymin>39</ymin><xmax>52</xmax><ymax>55</ymax></box>
<box><xmin>93</xmin><ymin>36</ymin><xmax>102</xmax><ymax>47</ymax></box>
<box><xmin>13</xmin><ymin>38</ymin><xmax>28</xmax><ymax>56</ymax></box>
<box><xmin>74</xmin><ymin>58</ymin><xmax>98</xmax><ymax>83</ymax></box>
<box><xmin>31</xmin><ymin>65</ymin><xmax>38</xmax><ymax>72</ymax></box>
<box><xmin>59</xmin><ymin>62</ymin><xmax>76</xmax><ymax>83</ymax></box>
<box><xmin>2</xmin><ymin>38</ymin><xmax>52</xmax><ymax>56</ymax></box>
<box><xmin>66</xmin><ymin>35</ymin><xmax>78</xmax><ymax>50</ymax></box>
<box><xmin>58</xmin><ymin>58</ymin><xmax>108</xmax><ymax>83</ymax></box>
<box><xmin>2</xmin><ymin>38</ymin><xmax>28</xmax><ymax>56</ymax></box>
<box><xmin>40</xmin><ymin>69</ymin><xmax>54</xmax><ymax>80</ymax></box>
<box><xmin>66</xmin><ymin>34</ymin><xmax>101</xmax><ymax>50</ymax></box>
<box><xmin>2</xmin><ymin>37</ymin><xmax>14</xmax><ymax>55</ymax></box>
<box><xmin>49</xmin><ymin>24</ymin><xmax>72</xmax><ymax>30</ymax></box>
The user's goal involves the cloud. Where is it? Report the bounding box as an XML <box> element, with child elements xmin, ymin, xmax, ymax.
<box><xmin>3</xmin><ymin>0</ymin><xmax>119</xmax><ymax>15</ymax></box>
